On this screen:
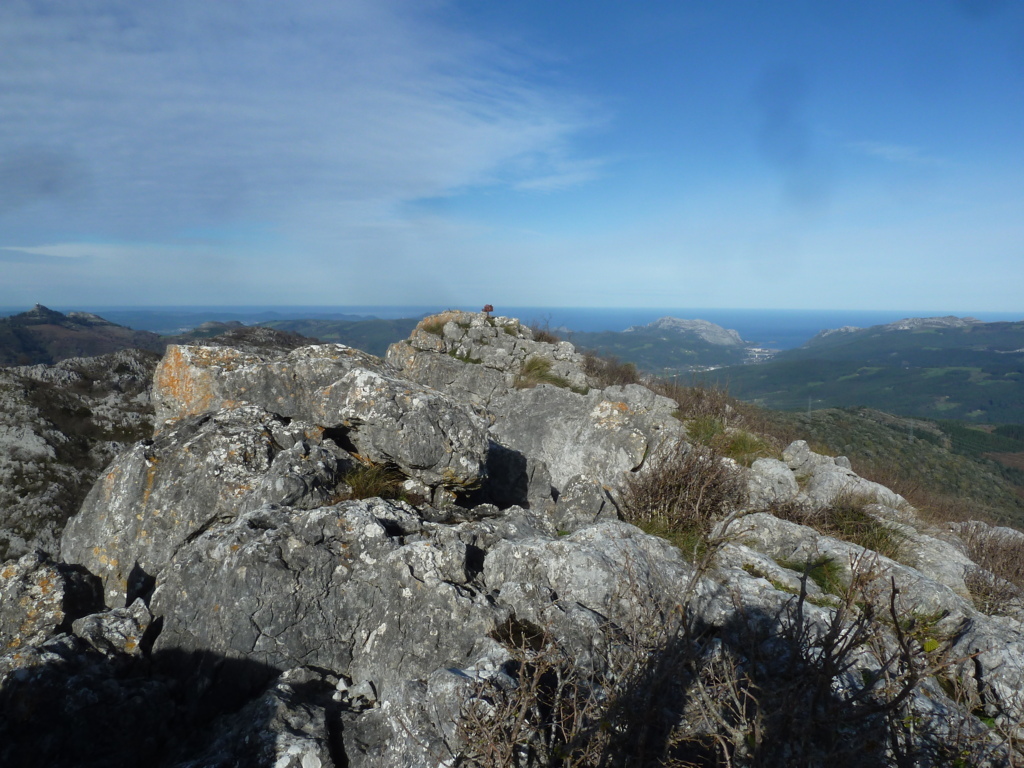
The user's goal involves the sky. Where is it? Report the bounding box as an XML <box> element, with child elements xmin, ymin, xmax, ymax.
<box><xmin>1</xmin><ymin>0</ymin><xmax>1022</xmax><ymax>312</ymax></box>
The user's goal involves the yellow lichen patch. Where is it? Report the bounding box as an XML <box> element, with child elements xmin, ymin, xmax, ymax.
<box><xmin>102</xmin><ymin>470</ymin><xmax>119</xmax><ymax>501</ymax></box>
<box><xmin>97</xmin><ymin>554</ymin><xmax>119</xmax><ymax>569</ymax></box>
<box><xmin>1</xmin><ymin>566</ymin><xmax>15</xmax><ymax>580</ymax></box>
<box><xmin>6</xmin><ymin>637</ymin><xmax>21</xmax><ymax>649</ymax></box>
<box><xmin>124</xmin><ymin>638</ymin><xmax>138</xmax><ymax>653</ymax></box>
<box><xmin>35</xmin><ymin>574</ymin><xmax>54</xmax><ymax>595</ymax></box>
<box><xmin>142</xmin><ymin>462</ymin><xmax>160</xmax><ymax>506</ymax></box>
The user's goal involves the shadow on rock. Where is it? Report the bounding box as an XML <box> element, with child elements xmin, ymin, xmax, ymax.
<box><xmin>0</xmin><ymin>644</ymin><xmax>344</xmax><ymax>768</ymax></box>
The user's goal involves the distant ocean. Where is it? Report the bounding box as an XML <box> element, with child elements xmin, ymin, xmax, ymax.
<box><xmin>3</xmin><ymin>304</ymin><xmax>1022</xmax><ymax>350</ymax></box>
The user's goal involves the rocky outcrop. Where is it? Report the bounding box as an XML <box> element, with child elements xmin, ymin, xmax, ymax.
<box><xmin>783</xmin><ymin>439</ymin><xmax>905</xmax><ymax>507</ymax></box>
<box><xmin>0</xmin><ymin>348</ymin><xmax>158</xmax><ymax>561</ymax></box>
<box><xmin>386</xmin><ymin>310</ymin><xmax>591</xmax><ymax>406</ymax></box>
<box><xmin>489</xmin><ymin>383</ymin><xmax>684</xmax><ymax>491</ymax></box>
<box><xmin>3</xmin><ymin>313</ymin><xmax>1024</xmax><ymax>766</ymax></box>
<box><xmin>61</xmin><ymin>405</ymin><xmax>350</xmax><ymax>607</ymax></box>
<box><xmin>152</xmin><ymin>343</ymin><xmax>490</xmax><ymax>489</ymax></box>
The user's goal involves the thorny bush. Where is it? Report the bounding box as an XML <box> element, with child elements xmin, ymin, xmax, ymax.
<box><xmin>454</xmin><ymin>552</ymin><xmax>1014</xmax><ymax>767</ymax></box>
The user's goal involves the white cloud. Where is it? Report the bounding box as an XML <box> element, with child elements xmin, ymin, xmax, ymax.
<box><xmin>0</xmin><ymin>1</ymin><xmax>600</xmax><ymax>242</ymax></box>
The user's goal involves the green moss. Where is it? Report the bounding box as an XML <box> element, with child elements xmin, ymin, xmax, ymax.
<box><xmin>778</xmin><ymin>556</ymin><xmax>845</xmax><ymax>595</ymax></box>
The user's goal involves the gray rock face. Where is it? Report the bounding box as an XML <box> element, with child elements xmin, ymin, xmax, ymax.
<box><xmin>385</xmin><ymin>310</ymin><xmax>592</xmax><ymax>406</ymax></box>
<box><xmin>489</xmin><ymin>383</ymin><xmax>684</xmax><ymax>492</ymax></box>
<box><xmin>746</xmin><ymin>457</ymin><xmax>800</xmax><ymax>508</ymax></box>
<box><xmin>784</xmin><ymin>439</ymin><xmax>904</xmax><ymax>507</ymax></box>
<box><xmin>0</xmin><ymin>349</ymin><xmax>158</xmax><ymax>560</ymax></box>
<box><xmin>152</xmin><ymin>342</ymin><xmax>490</xmax><ymax>488</ymax></box>
<box><xmin>61</xmin><ymin>405</ymin><xmax>349</xmax><ymax>606</ymax></box>
<box><xmin>150</xmin><ymin>500</ymin><xmax>505</xmax><ymax>704</ymax></box>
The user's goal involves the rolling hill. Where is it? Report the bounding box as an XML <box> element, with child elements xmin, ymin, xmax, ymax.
<box><xmin>713</xmin><ymin>316</ymin><xmax>1024</xmax><ymax>423</ymax></box>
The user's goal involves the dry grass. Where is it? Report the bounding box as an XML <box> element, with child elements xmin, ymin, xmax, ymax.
<box><xmin>529</xmin><ymin>324</ymin><xmax>561</xmax><ymax>345</ymax></box>
<box><xmin>334</xmin><ymin>462</ymin><xmax>406</xmax><ymax>502</ymax></box>
<box><xmin>956</xmin><ymin>522</ymin><xmax>1024</xmax><ymax>615</ymax></box>
<box><xmin>769</xmin><ymin>492</ymin><xmax>906</xmax><ymax>562</ymax></box>
<box><xmin>582</xmin><ymin>352</ymin><xmax>642</xmax><ymax>389</ymax></box>
<box><xmin>515</xmin><ymin>356</ymin><xmax>571</xmax><ymax>390</ymax></box>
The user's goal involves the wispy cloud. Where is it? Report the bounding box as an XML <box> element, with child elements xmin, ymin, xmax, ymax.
<box><xmin>2</xmin><ymin>244</ymin><xmax>94</xmax><ymax>259</ymax></box>
<box><xmin>846</xmin><ymin>140</ymin><xmax>945</xmax><ymax>166</ymax></box>
<box><xmin>0</xmin><ymin>1</ymin><xmax>600</xmax><ymax>244</ymax></box>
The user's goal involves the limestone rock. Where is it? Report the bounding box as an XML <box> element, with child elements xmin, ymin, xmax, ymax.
<box><xmin>61</xmin><ymin>405</ymin><xmax>349</xmax><ymax>606</ymax></box>
<box><xmin>72</xmin><ymin>598</ymin><xmax>153</xmax><ymax>657</ymax></box>
<box><xmin>746</xmin><ymin>457</ymin><xmax>800</xmax><ymax>508</ymax></box>
<box><xmin>152</xmin><ymin>342</ymin><xmax>490</xmax><ymax>488</ymax></box>
<box><xmin>0</xmin><ymin>349</ymin><xmax>158</xmax><ymax>560</ymax></box>
<box><xmin>149</xmin><ymin>500</ymin><xmax>504</xmax><ymax>702</ymax></box>
<box><xmin>385</xmin><ymin>310</ymin><xmax>591</xmax><ymax>406</ymax></box>
<box><xmin>0</xmin><ymin>550</ymin><xmax>102</xmax><ymax>650</ymax></box>
<box><xmin>489</xmin><ymin>383</ymin><xmax>684</xmax><ymax>493</ymax></box>
<box><xmin>784</xmin><ymin>440</ymin><xmax>904</xmax><ymax>507</ymax></box>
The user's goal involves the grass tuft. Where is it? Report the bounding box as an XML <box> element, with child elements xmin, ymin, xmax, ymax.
<box><xmin>515</xmin><ymin>356</ymin><xmax>571</xmax><ymax>389</ymax></box>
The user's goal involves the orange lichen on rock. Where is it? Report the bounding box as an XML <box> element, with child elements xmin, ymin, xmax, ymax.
<box><xmin>153</xmin><ymin>346</ymin><xmax>221</xmax><ymax>425</ymax></box>
<box><xmin>153</xmin><ymin>345</ymin><xmax>253</xmax><ymax>428</ymax></box>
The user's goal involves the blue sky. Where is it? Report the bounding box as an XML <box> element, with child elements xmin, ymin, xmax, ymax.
<box><xmin>1</xmin><ymin>0</ymin><xmax>1022</xmax><ymax>311</ymax></box>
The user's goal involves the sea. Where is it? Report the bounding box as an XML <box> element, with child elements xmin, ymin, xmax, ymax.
<box><xmin>2</xmin><ymin>305</ymin><xmax>1022</xmax><ymax>350</ymax></box>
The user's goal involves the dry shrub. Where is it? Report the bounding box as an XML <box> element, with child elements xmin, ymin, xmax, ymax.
<box><xmin>455</xmin><ymin>558</ymin><xmax>1005</xmax><ymax>767</ymax></box>
<box><xmin>529</xmin><ymin>323</ymin><xmax>561</xmax><ymax>344</ymax></box>
<box><xmin>621</xmin><ymin>441</ymin><xmax>747</xmax><ymax>555</ymax></box>
<box><xmin>648</xmin><ymin>380</ymin><xmax>734</xmax><ymax>423</ymax></box>
<box><xmin>582</xmin><ymin>352</ymin><xmax>641</xmax><ymax>389</ymax></box>
<box><xmin>957</xmin><ymin>522</ymin><xmax>1024</xmax><ymax>615</ymax></box>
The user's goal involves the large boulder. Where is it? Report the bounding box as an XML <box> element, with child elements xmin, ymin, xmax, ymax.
<box><xmin>152</xmin><ymin>343</ymin><xmax>490</xmax><ymax>488</ymax></box>
<box><xmin>488</xmin><ymin>383</ymin><xmax>684</xmax><ymax>492</ymax></box>
<box><xmin>61</xmin><ymin>405</ymin><xmax>349</xmax><ymax>607</ymax></box>
<box><xmin>149</xmin><ymin>499</ymin><xmax>505</xmax><ymax>703</ymax></box>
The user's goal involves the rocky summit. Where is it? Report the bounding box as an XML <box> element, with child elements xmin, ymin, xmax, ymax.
<box><xmin>2</xmin><ymin>310</ymin><xmax>1024</xmax><ymax>767</ymax></box>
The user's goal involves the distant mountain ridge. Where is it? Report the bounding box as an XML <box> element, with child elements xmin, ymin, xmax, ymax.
<box><xmin>713</xmin><ymin>315</ymin><xmax>1024</xmax><ymax>423</ymax></box>
<box><xmin>807</xmin><ymin>315</ymin><xmax>984</xmax><ymax>345</ymax></box>
<box><xmin>0</xmin><ymin>304</ymin><xmax>167</xmax><ymax>366</ymax></box>
<box><xmin>0</xmin><ymin>306</ymin><xmax>321</xmax><ymax>367</ymax></box>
